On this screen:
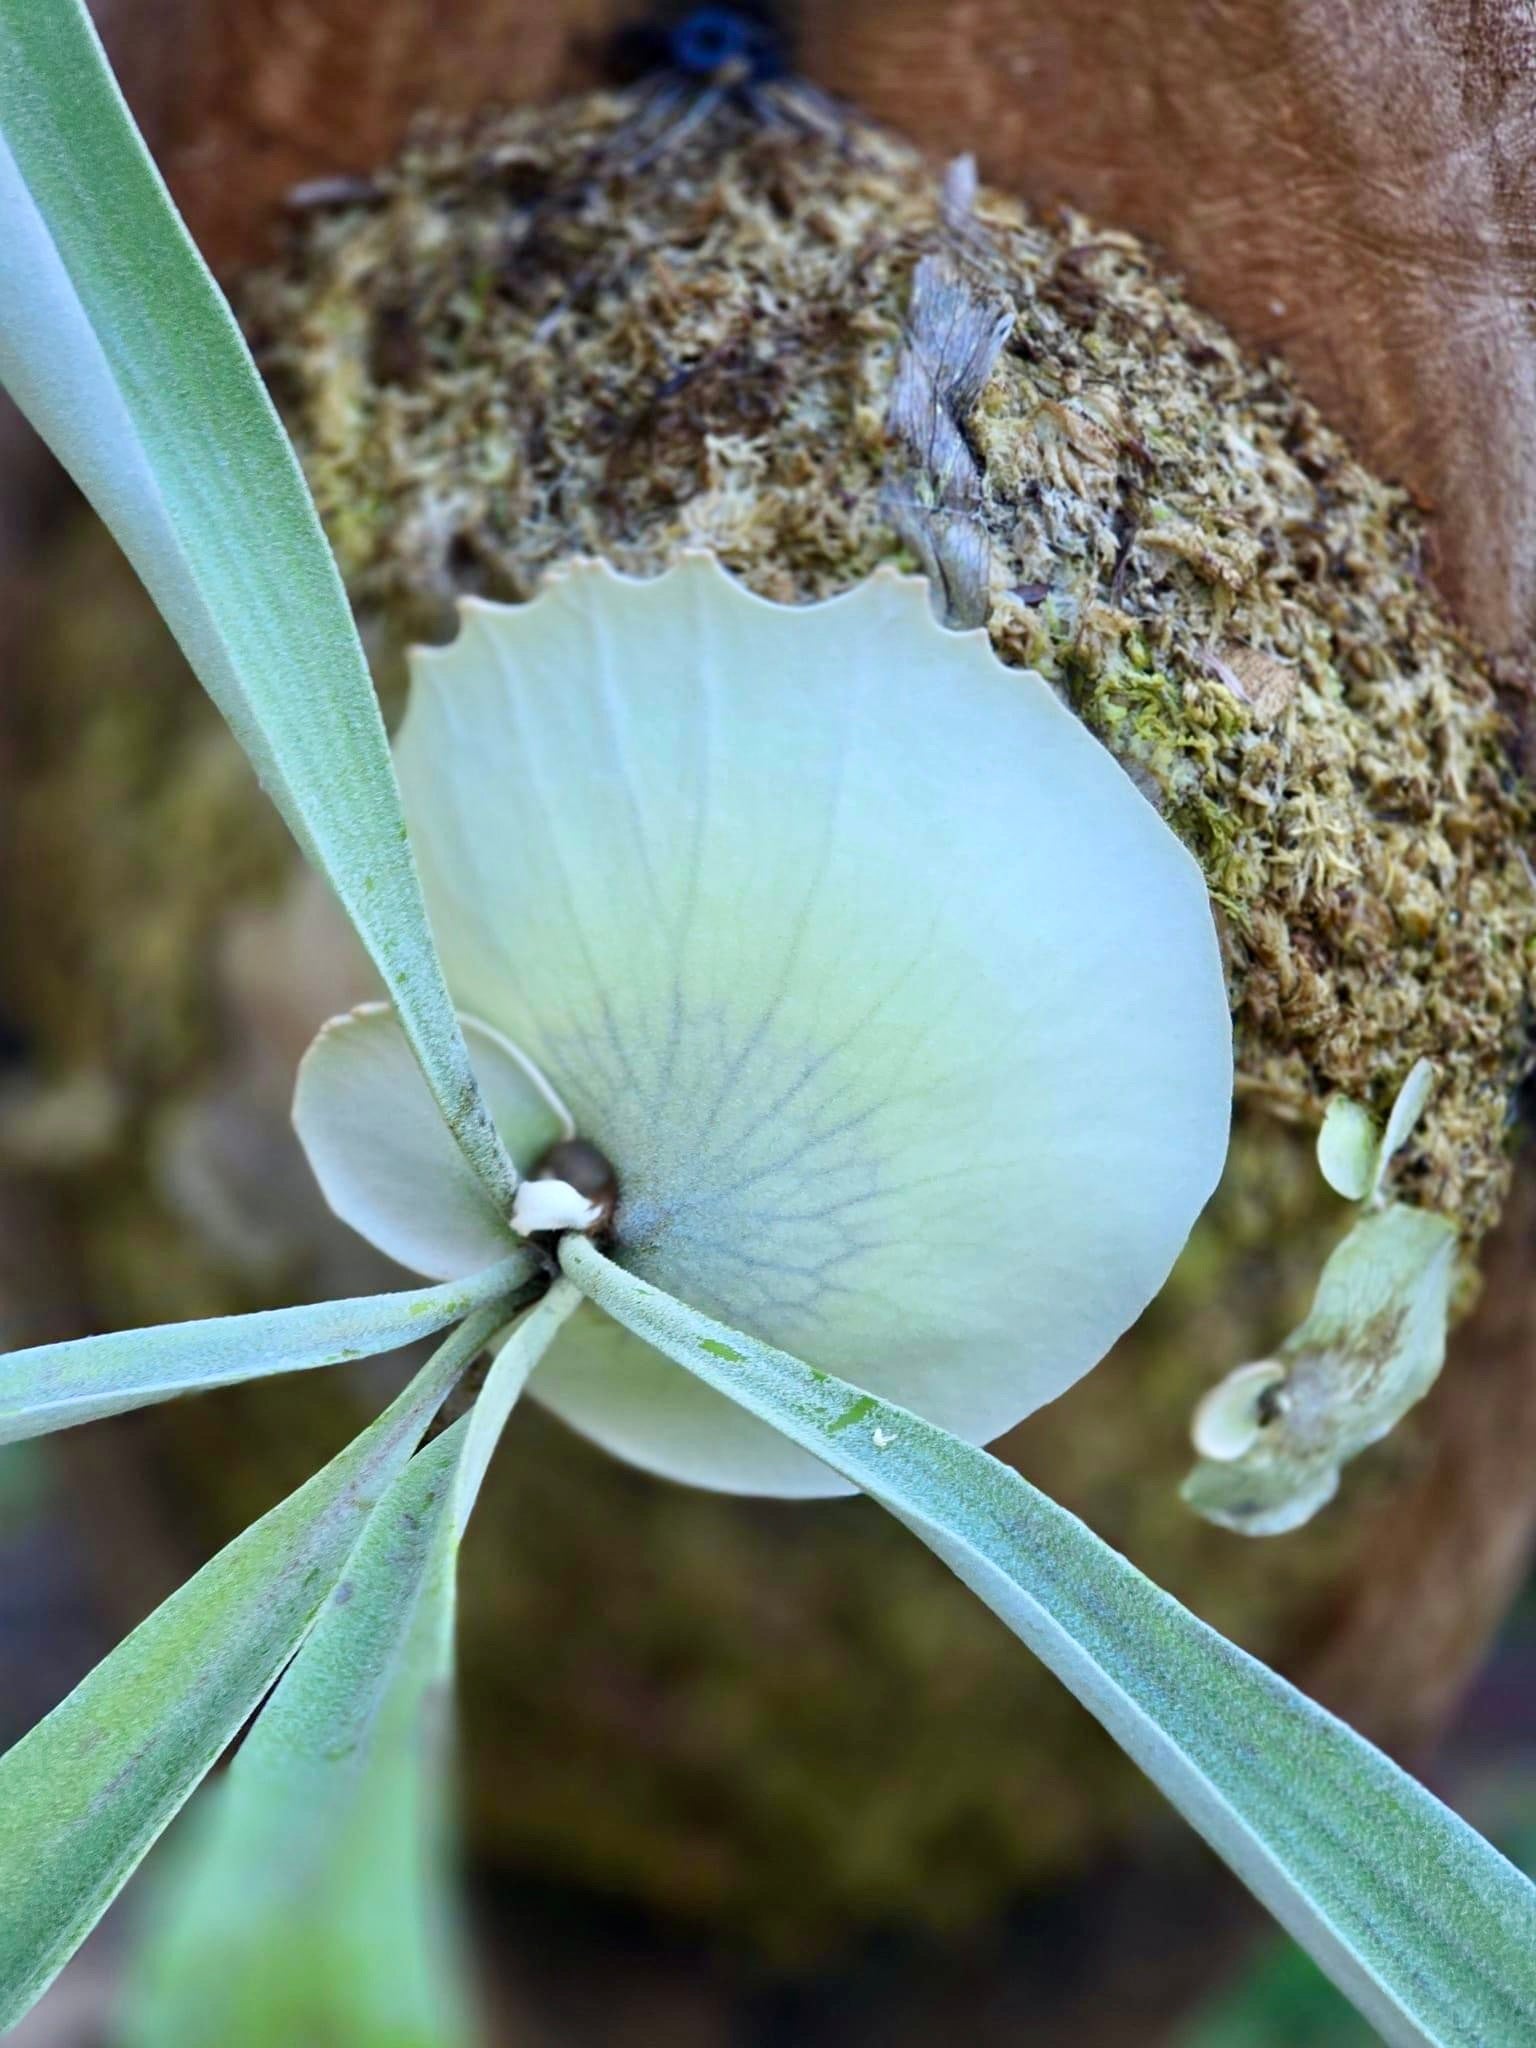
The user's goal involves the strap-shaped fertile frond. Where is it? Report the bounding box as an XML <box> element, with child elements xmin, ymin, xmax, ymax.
<box><xmin>120</xmin><ymin>1283</ymin><xmax>581</xmax><ymax>2047</ymax></box>
<box><xmin>124</xmin><ymin>1428</ymin><xmax>477</xmax><ymax>2048</ymax></box>
<box><xmin>0</xmin><ymin>1309</ymin><xmax>503</xmax><ymax>2030</ymax></box>
<box><xmin>0</xmin><ymin>1254</ymin><xmax>534</xmax><ymax>1444</ymax></box>
<box><xmin>0</xmin><ymin>0</ymin><xmax>516</xmax><ymax>1212</ymax></box>
<box><xmin>562</xmin><ymin>1238</ymin><xmax>1536</xmax><ymax>2048</ymax></box>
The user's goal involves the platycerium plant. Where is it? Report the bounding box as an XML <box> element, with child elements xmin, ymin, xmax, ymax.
<box><xmin>0</xmin><ymin>4</ymin><xmax>1533</xmax><ymax>2045</ymax></box>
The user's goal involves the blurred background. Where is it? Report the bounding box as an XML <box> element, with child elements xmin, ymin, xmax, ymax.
<box><xmin>5</xmin><ymin>3</ymin><xmax>1536</xmax><ymax>2041</ymax></box>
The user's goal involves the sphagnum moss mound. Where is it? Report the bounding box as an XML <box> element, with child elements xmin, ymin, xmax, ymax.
<box><xmin>248</xmin><ymin>90</ymin><xmax>1536</xmax><ymax>1242</ymax></box>
<box><xmin>4</xmin><ymin>84</ymin><xmax>1532</xmax><ymax>1953</ymax></box>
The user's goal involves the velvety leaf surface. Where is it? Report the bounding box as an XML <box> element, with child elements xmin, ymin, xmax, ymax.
<box><xmin>564</xmin><ymin>1236</ymin><xmax>1536</xmax><ymax>2048</ymax></box>
<box><xmin>121</xmin><ymin>1284</ymin><xmax>581</xmax><ymax>2048</ymax></box>
<box><xmin>0</xmin><ymin>1310</ymin><xmax>503</xmax><ymax>2029</ymax></box>
<box><xmin>1183</xmin><ymin>1203</ymin><xmax>1458</xmax><ymax>1535</ymax></box>
<box><xmin>0</xmin><ymin>1255</ymin><xmax>532</xmax><ymax>1444</ymax></box>
<box><xmin>0</xmin><ymin>0</ymin><xmax>516</xmax><ymax>1210</ymax></box>
<box><xmin>124</xmin><ymin>1428</ymin><xmax>477</xmax><ymax>2048</ymax></box>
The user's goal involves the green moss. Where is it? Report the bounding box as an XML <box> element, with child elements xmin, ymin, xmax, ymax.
<box><xmin>247</xmin><ymin>88</ymin><xmax>1535</xmax><ymax>1244</ymax></box>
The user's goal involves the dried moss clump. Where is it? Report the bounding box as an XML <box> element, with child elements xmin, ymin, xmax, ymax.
<box><xmin>248</xmin><ymin>89</ymin><xmax>1535</xmax><ymax>1240</ymax></box>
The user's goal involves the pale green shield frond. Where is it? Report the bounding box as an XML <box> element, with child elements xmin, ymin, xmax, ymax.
<box><xmin>1373</xmin><ymin>1058</ymin><xmax>1436</xmax><ymax>1200</ymax></box>
<box><xmin>0</xmin><ymin>0</ymin><xmax>516</xmax><ymax>1213</ymax></box>
<box><xmin>562</xmin><ymin>1236</ymin><xmax>1536</xmax><ymax>2048</ymax></box>
<box><xmin>295</xmin><ymin>1007</ymin><xmax>572</xmax><ymax>1279</ymax></box>
<box><xmin>1317</xmin><ymin>1098</ymin><xmax>1381</xmax><ymax>1202</ymax></box>
<box><xmin>384</xmin><ymin>555</ymin><xmax>1231</xmax><ymax>1493</ymax></box>
<box><xmin>1183</xmin><ymin>1204</ymin><xmax>1458</xmax><ymax>1536</ymax></box>
<box><xmin>1190</xmin><ymin>1061</ymin><xmax>1450</xmax><ymax>1533</ymax></box>
<box><xmin>1316</xmin><ymin>1060</ymin><xmax>1437</xmax><ymax>1207</ymax></box>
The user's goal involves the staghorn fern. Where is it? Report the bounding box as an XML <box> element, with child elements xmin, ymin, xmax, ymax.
<box><xmin>0</xmin><ymin>4</ymin><xmax>1532</xmax><ymax>2044</ymax></box>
